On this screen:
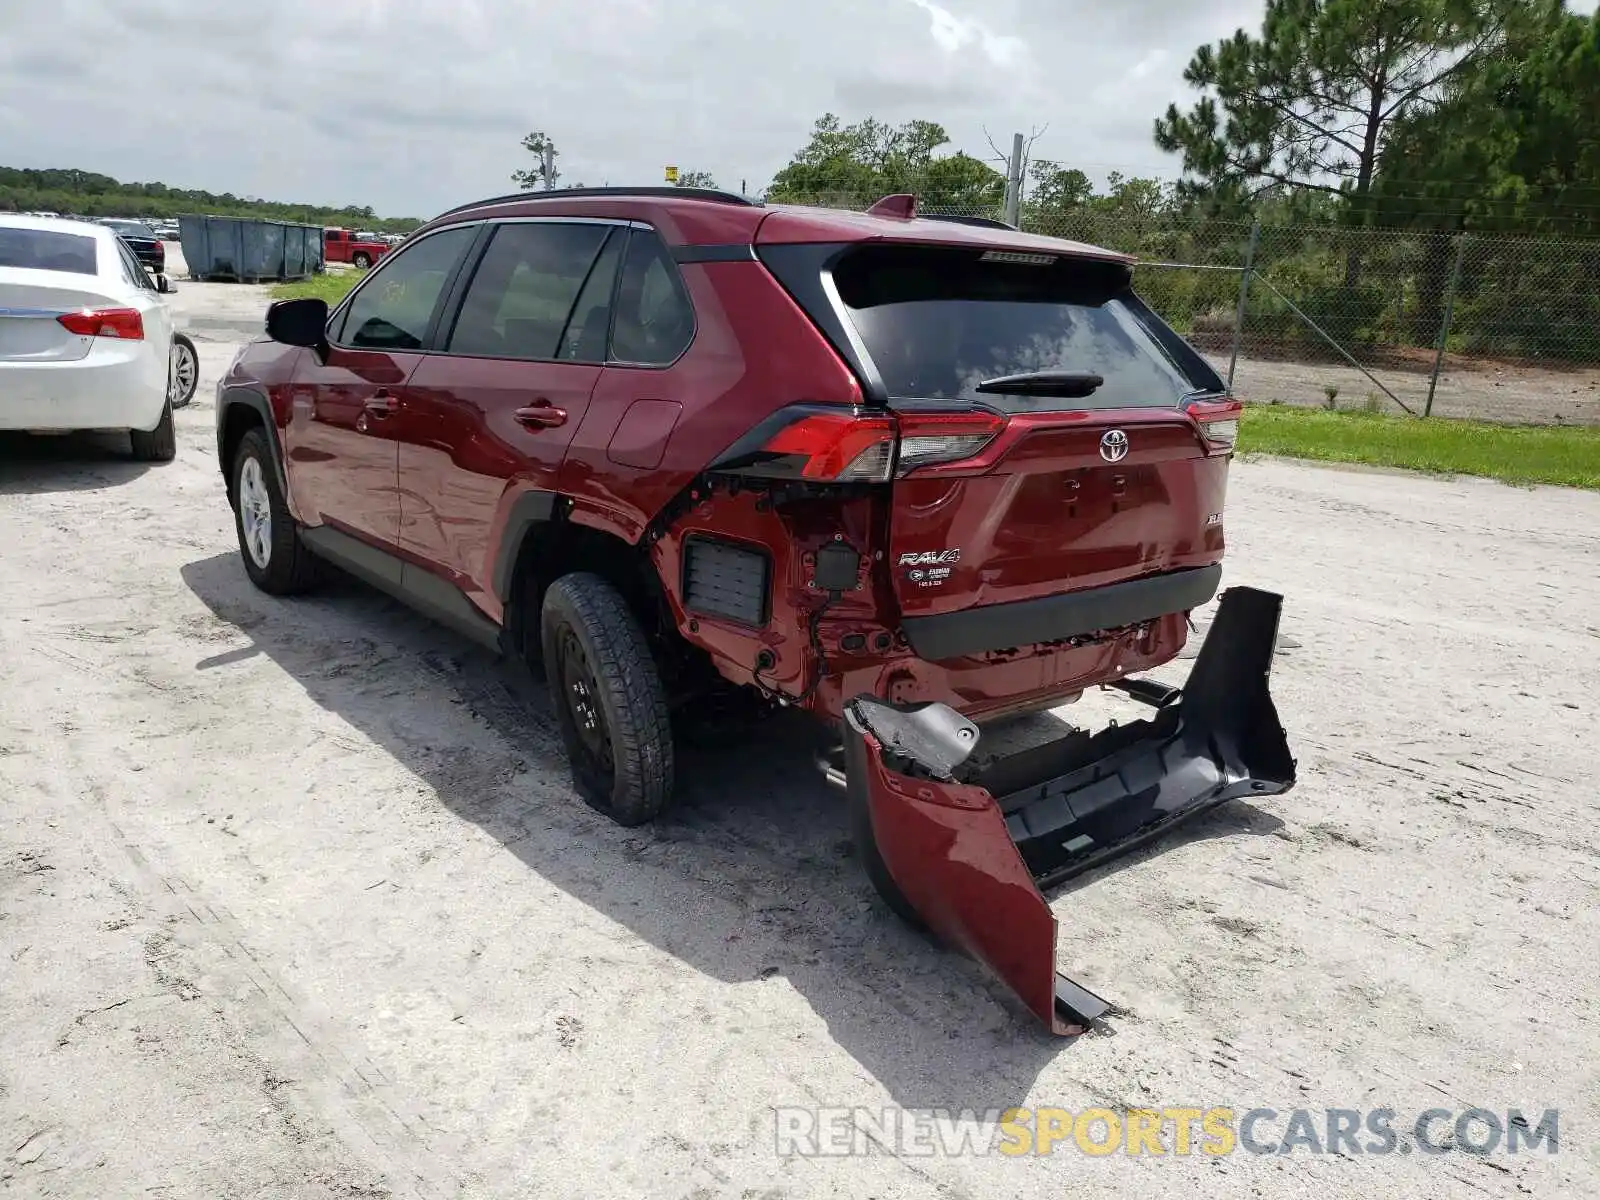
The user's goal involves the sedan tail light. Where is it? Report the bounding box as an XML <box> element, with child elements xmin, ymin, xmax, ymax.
<box><xmin>57</xmin><ymin>307</ymin><xmax>145</xmax><ymax>340</ymax></box>
<box><xmin>720</xmin><ymin>406</ymin><xmax>1007</xmax><ymax>482</ymax></box>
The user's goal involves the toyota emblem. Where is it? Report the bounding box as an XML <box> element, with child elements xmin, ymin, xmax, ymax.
<box><xmin>1099</xmin><ymin>429</ymin><xmax>1129</xmax><ymax>463</ymax></box>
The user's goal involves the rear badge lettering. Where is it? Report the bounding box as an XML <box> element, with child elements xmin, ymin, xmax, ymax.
<box><xmin>1206</xmin><ymin>512</ymin><xmax>1223</xmax><ymax>526</ymax></box>
<box><xmin>898</xmin><ymin>549</ymin><xmax>961</xmax><ymax>567</ymax></box>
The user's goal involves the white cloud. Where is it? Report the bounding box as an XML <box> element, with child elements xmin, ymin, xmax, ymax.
<box><xmin>906</xmin><ymin>0</ymin><xmax>1030</xmax><ymax>68</ymax></box>
<box><xmin>1129</xmin><ymin>49</ymin><xmax>1171</xmax><ymax>81</ymax></box>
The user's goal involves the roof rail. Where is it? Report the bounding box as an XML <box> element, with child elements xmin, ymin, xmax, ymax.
<box><xmin>432</xmin><ymin>186</ymin><xmax>763</xmax><ymax>221</ymax></box>
<box><xmin>919</xmin><ymin>212</ymin><xmax>1019</xmax><ymax>232</ymax></box>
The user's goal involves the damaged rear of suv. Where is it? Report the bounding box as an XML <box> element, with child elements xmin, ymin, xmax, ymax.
<box><xmin>744</xmin><ymin>202</ymin><xmax>1296</xmax><ymax>1032</ymax></box>
<box><xmin>221</xmin><ymin>187</ymin><xmax>1294</xmax><ymax>1033</ymax></box>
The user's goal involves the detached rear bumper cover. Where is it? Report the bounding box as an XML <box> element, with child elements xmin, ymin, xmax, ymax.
<box><xmin>843</xmin><ymin>586</ymin><xmax>1296</xmax><ymax>1035</ymax></box>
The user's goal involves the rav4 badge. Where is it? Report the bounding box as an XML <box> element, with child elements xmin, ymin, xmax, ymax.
<box><xmin>897</xmin><ymin>550</ymin><xmax>961</xmax><ymax>567</ymax></box>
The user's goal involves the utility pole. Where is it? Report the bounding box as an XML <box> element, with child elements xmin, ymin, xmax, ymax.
<box><xmin>1003</xmin><ymin>132</ymin><xmax>1024</xmax><ymax>227</ymax></box>
<box><xmin>542</xmin><ymin>143</ymin><xmax>556</xmax><ymax>191</ymax></box>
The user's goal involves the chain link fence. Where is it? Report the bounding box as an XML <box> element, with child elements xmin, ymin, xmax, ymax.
<box><xmin>774</xmin><ymin>194</ymin><xmax>1600</xmax><ymax>427</ymax></box>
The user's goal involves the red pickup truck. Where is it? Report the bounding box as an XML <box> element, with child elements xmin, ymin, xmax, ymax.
<box><xmin>322</xmin><ymin>227</ymin><xmax>389</xmax><ymax>269</ymax></box>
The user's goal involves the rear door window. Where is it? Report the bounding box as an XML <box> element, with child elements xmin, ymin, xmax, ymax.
<box><xmin>831</xmin><ymin>244</ymin><xmax>1211</xmax><ymax>412</ymax></box>
<box><xmin>0</xmin><ymin>227</ymin><xmax>99</xmax><ymax>275</ymax></box>
<box><xmin>554</xmin><ymin>229</ymin><xmax>625</xmax><ymax>362</ymax></box>
<box><xmin>336</xmin><ymin>226</ymin><xmax>476</xmax><ymax>350</ymax></box>
<box><xmin>609</xmin><ymin>229</ymin><xmax>694</xmax><ymax>365</ymax></box>
<box><xmin>445</xmin><ymin>221</ymin><xmax>614</xmax><ymax>361</ymax></box>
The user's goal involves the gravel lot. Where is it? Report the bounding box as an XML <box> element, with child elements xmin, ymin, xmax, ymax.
<box><xmin>2</xmin><ymin>268</ymin><xmax>1598</xmax><ymax>1199</ymax></box>
<box><xmin>1223</xmin><ymin>352</ymin><xmax>1600</xmax><ymax>426</ymax></box>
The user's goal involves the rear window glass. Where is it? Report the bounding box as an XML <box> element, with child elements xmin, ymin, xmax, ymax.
<box><xmin>0</xmin><ymin>227</ymin><xmax>99</xmax><ymax>275</ymax></box>
<box><xmin>832</xmin><ymin>245</ymin><xmax>1207</xmax><ymax>411</ymax></box>
<box><xmin>104</xmin><ymin>221</ymin><xmax>155</xmax><ymax>238</ymax></box>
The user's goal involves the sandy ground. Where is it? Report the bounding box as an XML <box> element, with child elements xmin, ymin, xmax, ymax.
<box><xmin>2</xmin><ymin>269</ymin><xmax>1599</xmax><ymax>1199</ymax></box>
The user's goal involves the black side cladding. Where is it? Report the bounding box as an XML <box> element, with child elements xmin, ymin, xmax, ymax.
<box><xmin>681</xmin><ymin>536</ymin><xmax>772</xmax><ymax>626</ymax></box>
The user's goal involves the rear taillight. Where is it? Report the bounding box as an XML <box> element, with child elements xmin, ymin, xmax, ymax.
<box><xmin>761</xmin><ymin>410</ymin><xmax>897</xmax><ymax>481</ymax></box>
<box><xmin>895</xmin><ymin>411</ymin><xmax>1009</xmax><ymax>474</ymax></box>
<box><xmin>734</xmin><ymin>407</ymin><xmax>1006</xmax><ymax>482</ymax></box>
<box><xmin>57</xmin><ymin>307</ymin><xmax>145</xmax><ymax>340</ymax></box>
<box><xmin>1187</xmin><ymin>398</ymin><xmax>1241</xmax><ymax>455</ymax></box>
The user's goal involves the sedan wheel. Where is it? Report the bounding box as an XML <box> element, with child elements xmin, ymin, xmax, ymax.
<box><xmin>168</xmin><ymin>336</ymin><xmax>198</xmax><ymax>408</ymax></box>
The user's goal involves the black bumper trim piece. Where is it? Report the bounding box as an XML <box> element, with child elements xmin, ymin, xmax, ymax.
<box><xmin>900</xmin><ymin>564</ymin><xmax>1222</xmax><ymax>661</ymax></box>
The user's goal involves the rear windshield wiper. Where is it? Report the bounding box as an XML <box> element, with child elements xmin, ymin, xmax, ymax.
<box><xmin>974</xmin><ymin>370</ymin><xmax>1104</xmax><ymax>398</ymax></box>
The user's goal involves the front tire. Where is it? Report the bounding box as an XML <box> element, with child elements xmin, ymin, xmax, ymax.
<box><xmin>352</xmin><ymin>252</ymin><xmax>371</xmax><ymax>269</ymax></box>
<box><xmin>129</xmin><ymin>399</ymin><xmax>175</xmax><ymax>462</ymax></box>
<box><xmin>232</xmin><ymin>428</ymin><xmax>319</xmax><ymax>595</ymax></box>
<box><xmin>540</xmin><ymin>573</ymin><xmax>674</xmax><ymax>826</ymax></box>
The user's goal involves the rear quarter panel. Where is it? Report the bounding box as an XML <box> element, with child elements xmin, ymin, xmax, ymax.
<box><xmin>556</xmin><ymin>257</ymin><xmax>861</xmax><ymax>542</ymax></box>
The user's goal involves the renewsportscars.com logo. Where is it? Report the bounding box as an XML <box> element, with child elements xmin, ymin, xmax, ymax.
<box><xmin>773</xmin><ymin>1105</ymin><xmax>1561</xmax><ymax>1159</ymax></box>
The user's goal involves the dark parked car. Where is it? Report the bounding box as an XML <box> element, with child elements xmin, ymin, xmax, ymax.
<box><xmin>100</xmin><ymin>219</ymin><xmax>165</xmax><ymax>274</ymax></box>
<box><xmin>214</xmin><ymin>186</ymin><xmax>1295</xmax><ymax>1033</ymax></box>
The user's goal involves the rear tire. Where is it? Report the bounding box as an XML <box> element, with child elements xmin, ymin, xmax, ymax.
<box><xmin>129</xmin><ymin>400</ymin><xmax>176</xmax><ymax>462</ymax></box>
<box><xmin>232</xmin><ymin>428</ymin><xmax>319</xmax><ymax>595</ymax></box>
<box><xmin>168</xmin><ymin>334</ymin><xmax>199</xmax><ymax>409</ymax></box>
<box><xmin>540</xmin><ymin>573</ymin><xmax>674</xmax><ymax>826</ymax></box>
<box><xmin>352</xmin><ymin>252</ymin><xmax>371</xmax><ymax>269</ymax></box>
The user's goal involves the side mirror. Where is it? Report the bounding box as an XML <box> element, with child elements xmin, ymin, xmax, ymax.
<box><xmin>265</xmin><ymin>297</ymin><xmax>329</xmax><ymax>349</ymax></box>
<box><xmin>154</xmin><ymin>273</ymin><xmax>173</xmax><ymax>294</ymax></box>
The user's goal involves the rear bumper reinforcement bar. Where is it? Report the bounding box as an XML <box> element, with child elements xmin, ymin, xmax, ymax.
<box><xmin>899</xmin><ymin>564</ymin><xmax>1221</xmax><ymax>661</ymax></box>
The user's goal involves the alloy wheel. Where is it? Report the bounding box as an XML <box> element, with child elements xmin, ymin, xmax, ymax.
<box><xmin>168</xmin><ymin>339</ymin><xmax>197</xmax><ymax>406</ymax></box>
<box><xmin>238</xmin><ymin>457</ymin><xmax>273</xmax><ymax>568</ymax></box>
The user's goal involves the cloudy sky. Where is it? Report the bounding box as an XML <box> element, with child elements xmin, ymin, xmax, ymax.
<box><xmin>0</xmin><ymin>0</ymin><xmax>1590</xmax><ymax>220</ymax></box>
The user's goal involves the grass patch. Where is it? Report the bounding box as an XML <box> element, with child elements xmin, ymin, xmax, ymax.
<box><xmin>1239</xmin><ymin>404</ymin><xmax>1600</xmax><ymax>489</ymax></box>
<box><xmin>270</xmin><ymin>269</ymin><xmax>364</xmax><ymax>304</ymax></box>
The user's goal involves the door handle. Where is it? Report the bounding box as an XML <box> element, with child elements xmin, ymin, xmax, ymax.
<box><xmin>364</xmin><ymin>391</ymin><xmax>399</xmax><ymax>418</ymax></box>
<box><xmin>515</xmin><ymin>400</ymin><xmax>568</xmax><ymax>429</ymax></box>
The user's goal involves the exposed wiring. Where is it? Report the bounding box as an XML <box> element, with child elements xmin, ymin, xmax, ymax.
<box><xmin>750</xmin><ymin>595</ymin><xmax>834</xmax><ymax>706</ymax></box>
<box><xmin>793</xmin><ymin>596</ymin><xmax>834</xmax><ymax>707</ymax></box>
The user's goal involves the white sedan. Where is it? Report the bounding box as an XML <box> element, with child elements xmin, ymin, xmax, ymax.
<box><xmin>0</xmin><ymin>214</ymin><xmax>185</xmax><ymax>460</ymax></box>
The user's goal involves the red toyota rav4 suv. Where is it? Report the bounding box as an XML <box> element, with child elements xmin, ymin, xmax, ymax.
<box><xmin>217</xmin><ymin>187</ymin><xmax>1294</xmax><ymax>1032</ymax></box>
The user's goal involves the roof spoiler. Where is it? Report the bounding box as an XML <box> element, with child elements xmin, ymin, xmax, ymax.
<box><xmin>864</xmin><ymin>193</ymin><xmax>1018</xmax><ymax>232</ymax></box>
